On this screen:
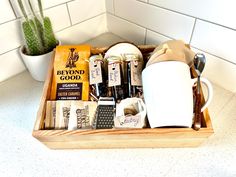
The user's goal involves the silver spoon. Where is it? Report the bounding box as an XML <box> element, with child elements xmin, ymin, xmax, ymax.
<box><xmin>193</xmin><ymin>53</ymin><xmax>206</xmax><ymax>131</ymax></box>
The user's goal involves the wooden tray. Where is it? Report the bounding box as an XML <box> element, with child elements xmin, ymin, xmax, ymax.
<box><xmin>32</xmin><ymin>45</ymin><xmax>214</xmax><ymax>149</ymax></box>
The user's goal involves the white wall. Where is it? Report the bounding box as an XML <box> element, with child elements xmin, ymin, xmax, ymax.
<box><xmin>106</xmin><ymin>0</ymin><xmax>236</xmax><ymax>92</ymax></box>
<box><xmin>0</xmin><ymin>0</ymin><xmax>107</xmax><ymax>82</ymax></box>
<box><xmin>1</xmin><ymin>0</ymin><xmax>236</xmax><ymax>93</ymax></box>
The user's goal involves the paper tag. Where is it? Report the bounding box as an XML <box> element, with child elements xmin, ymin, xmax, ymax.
<box><xmin>131</xmin><ymin>61</ymin><xmax>142</xmax><ymax>86</ymax></box>
<box><xmin>89</xmin><ymin>61</ymin><xmax>103</xmax><ymax>85</ymax></box>
<box><xmin>114</xmin><ymin>115</ymin><xmax>142</xmax><ymax>128</ymax></box>
<box><xmin>108</xmin><ymin>63</ymin><xmax>121</xmax><ymax>87</ymax></box>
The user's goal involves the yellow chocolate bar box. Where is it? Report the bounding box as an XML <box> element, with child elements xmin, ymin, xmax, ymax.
<box><xmin>50</xmin><ymin>45</ymin><xmax>91</xmax><ymax>100</ymax></box>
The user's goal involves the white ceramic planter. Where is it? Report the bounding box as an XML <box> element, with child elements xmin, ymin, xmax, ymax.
<box><xmin>19</xmin><ymin>46</ymin><xmax>54</xmax><ymax>82</ymax></box>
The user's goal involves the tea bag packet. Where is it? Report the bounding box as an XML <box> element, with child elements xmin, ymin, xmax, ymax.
<box><xmin>55</xmin><ymin>101</ymin><xmax>71</xmax><ymax>129</ymax></box>
<box><xmin>122</xmin><ymin>53</ymin><xmax>143</xmax><ymax>97</ymax></box>
<box><xmin>45</xmin><ymin>101</ymin><xmax>56</xmax><ymax>129</ymax></box>
<box><xmin>147</xmin><ymin>40</ymin><xmax>195</xmax><ymax>67</ymax></box>
<box><xmin>106</xmin><ymin>56</ymin><xmax>124</xmax><ymax>101</ymax></box>
<box><xmin>89</xmin><ymin>54</ymin><xmax>107</xmax><ymax>98</ymax></box>
<box><xmin>68</xmin><ymin>101</ymin><xmax>97</xmax><ymax>130</ymax></box>
<box><xmin>114</xmin><ymin>98</ymin><xmax>147</xmax><ymax>128</ymax></box>
<box><xmin>50</xmin><ymin>45</ymin><xmax>90</xmax><ymax>101</ymax></box>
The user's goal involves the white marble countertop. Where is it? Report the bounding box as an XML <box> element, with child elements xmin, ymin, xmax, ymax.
<box><xmin>1</xmin><ymin>33</ymin><xmax>236</xmax><ymax>177</ymax></box>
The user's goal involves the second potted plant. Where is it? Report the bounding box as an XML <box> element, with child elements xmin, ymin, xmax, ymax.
<box><xmin>18</xmin><ymin>0</ymin><xmax>59</xmax><ymax>81</ymax></box>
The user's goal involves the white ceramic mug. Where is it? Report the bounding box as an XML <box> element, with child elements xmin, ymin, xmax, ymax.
<box><xmin>142</xmin><ymin>61</ymin><xmax>213</xmax><ymax>128</ymax></box>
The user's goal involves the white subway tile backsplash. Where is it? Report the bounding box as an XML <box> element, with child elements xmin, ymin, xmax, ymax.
<box><xmin>10</xmin><ymin>0</ymin><xmax>37</xmax><ymax>17</ymax></box>
<box><xmin>107</xmin><ymin>14</ymin><xmax>146</xmax><ymax>44</ymax></box>
<box><xmin>44</xmin><ymin>4</ymin><xmax>71</xmax><ymax>32</ymax></box>
<box><xmin>56</xmin><ymin>14</ymin><xmax>107</xmax><ymax>44</ymax></box>
<box><xmin>0</xmin><ymin>1</ymin><xmax>15</xmax><ymax>24</ymax></box>
<box><xmin>114</xmin><ymin>0</ymin><xmax>195</xmax><ymax>42</ymax></box>
<box><xmin>42</xmin><ymin>0</ymin><xmax>72</xmax><ymax>9</ymax></box>
<box><xmin>191</xmin><ymin>20</ymin><xmax>236</xmax><ymax>64</ymax></box>
<box><xmin>10</xmin><ymin>0</ymin><xmax>72</xmax><ymax>17</ymax></box>
<box><xmin>0</xmin><ymin>4</ymin><xmax>70</xmax><ymax>54</ymax></box>
<box><xmin>192</xmin><ymin>48</ymin><xmax>236</xmax><ymax>92</ymax></box>
<box><xmin>68</xmin><ymin>0</ymin><xmax>105</xmax><ymax>25</ymax></box>
<box><xmin>146</xmin><ymin>30</ymin><xmax>171</xmax><ymax>45</ymax></box>
<box><xmin>106</xmin><ymin>0</ymin><xmax>114</xmax><ymax>14</ymax></box>
<box><xmin>145</xmin><ymin>29</ymin><xmax>236</xmax><ymax>92</ymax></box>
<box><xmin>86</xmin><ymin>33</ymin><xmax>124</xmax><ymax>47</ymax></box>
<box><xmin>1</xmin><ymin>0</ymin><xmax>236</xmax><ymax>92</ymax></box>
<box><xmin>149</xmin><ymin>0</ymin><xmax>236</xmax><ymax>30</ymax></box>
<box><xmin>0</xmin><ymin>20</ymin><xmax>22</xmax><ymax>55</ymax></box>
<box><xmin>0</xmin><ymin>49</ymin><xmax>26</xmax><ymax>82</ymax></box>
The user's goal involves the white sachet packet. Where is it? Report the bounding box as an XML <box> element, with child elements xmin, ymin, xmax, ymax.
<box><xmin>68</xmin><ymin>101</ymin><xmax>97</xmax><ymax>130</ymax></box>
<box><xmin>55</xmin><ymin>101</ymin><xmax>71</xmax><ymax>129</ymax></box>
<box><xmin>114</xmin><ymin>98</ymin><xmax>147</xmax><ymax>128</ymax></box>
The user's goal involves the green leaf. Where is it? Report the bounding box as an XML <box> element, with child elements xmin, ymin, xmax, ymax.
<box><xmin>22</xmin><ymin>21</ymin><xmax>44</xmax><ymax>55</ymax></box>
<box><xmin>43</xmin><ymin>17</ymin><xmax>57</xmax><ymax>53</ymax></box>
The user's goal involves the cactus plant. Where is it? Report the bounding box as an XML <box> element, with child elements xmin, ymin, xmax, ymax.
<box><xmin>18</xmin><ymin>0</ymin><xmax>58</xmax><ymax>56</ymax></box>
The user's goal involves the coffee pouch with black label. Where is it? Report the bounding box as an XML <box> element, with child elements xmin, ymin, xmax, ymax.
<box><xmin>50</xmin><ymin>45</ymin><xmax>91</xmax><ymax>100</ymax></box>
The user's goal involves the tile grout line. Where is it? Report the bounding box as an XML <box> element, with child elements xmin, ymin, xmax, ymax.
<box><xmin>49</xmin><ymin>12</ymin><xmax>105</xmax><ymax>33</ymax></box>
<box><xmin>66</xmin><ymin>3</ymin><xmax>73</xmax><ymax>26</ymax></box>
<box><xmin>199</xmin><ymin>18</ymin><xmax>236</xmax><ymax>32</ymax></box>
<box><xmin>108</xmin><ymin>12</ymin><xmax>174</xmax><ymax>40</ymax></box>
<box><xmin>4</xmin><ymin>0</ymin><xmax>236</xmax><ymax>33</ymax></box>
<box><xmin>148</xmin><ymin>2</ymin><xmax>236</xmax><ymax>31</ymax></box>
<box><xmin>136</xmin><ymin>0</ymin><xmax>236</xmax><ymax>32</ymax></box>
<box><xmin>107</xmin><ymin>13</ymin><xmax>236</xmax><ymax>65</ymax></box>
<box><xmin>55</xmin><ymin>25</ymin><xmax>72</xmax><ymax>33</ymax></box>
<box><xmin>9</xmin><ymin>0</ymin><xmax>17</xmax><ymax>19</ymax></box>
<box><xmin>147</xmin><ymin>28</ymin><xmax>173</xmax><ymax>40</ymax></box>
<box><xmin>6</xmin><ymin>1</ymin><xmax>75</xmax><ymax>20</ymax></box>
<box><xmin>0</xmin><ymin>47</ymin><xmax>20</xmax><ymax>56</ymax></box>
<box><xmin>68</xmin><ymin>12</ymin><xmax>106</xmax><ymax>29</ymax></box>
<box><xmin>189</xmin><ymin>18</ymin><xmax>197</xmax><ymax>44</ymax></box>
<box><xmin>191</xmin><ymin>46</ymin><xmax>236</xmax><ymax>65</ymax></box>
<box><xmin>0</xmin><ymin>13</ymin><xmax>106</xmax><ymax>56</ymax></box>
<box><xmin>1</xmin><ymin>9</ymin><xmax>235</xmax><ymax>68</ymax></box>
<box><xmin>0</xmin><ymin>18</ymin><xmax>18</xmax><ymax>26</ymax></box>
<box><xmin>136</xmin><ymin>0</ymin><xmax>148</xmax><ymax>3</ymax></box>
<box><xmin>43</xmin><ymin>1</ymin><xmax>75</xmax><ymax>11</ymax></box>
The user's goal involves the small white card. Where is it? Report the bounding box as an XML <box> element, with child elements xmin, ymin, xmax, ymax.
<box><xmin>115</xmin><ymin>115</ymin><xmax>142</xmax><ymax>128</ymax></box>
<box><xmin>108</xmin><ymin>63</ymin><xmax>121</xmax><ymax>87</ymax></box>
<box><xmin>89</xmin><ymin>61</ymin><xmax>103</xmax><ymax>85</ymax></box>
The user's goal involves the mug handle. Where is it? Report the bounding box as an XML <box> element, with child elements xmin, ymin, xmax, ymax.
<box><xmin>192</xmin><ymin>77</ymin><xmax>213</xmax><ymax>112</ymax></box>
